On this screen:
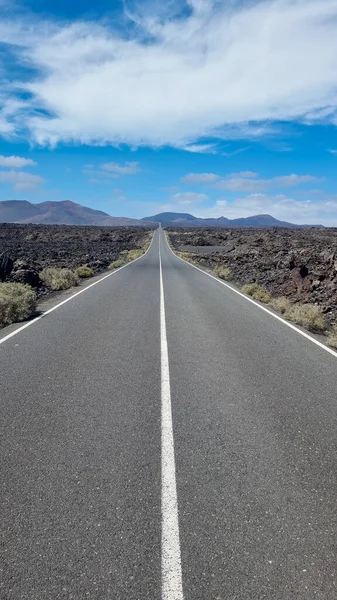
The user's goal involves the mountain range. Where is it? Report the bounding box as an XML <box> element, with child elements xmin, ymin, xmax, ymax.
<box><xmin>0</xmin><ymin>200</ymin><xmax>144</xmax><ymax>226</ymax></box>
<box><xmin>0</xmin><ymin>200</ymin><xmax>321</xmax><ymax>228</ymax></box>
<box><xmin>142</xmin><ymin>212</ymin><xmax>321</xmax><ymax>228</ymax></box>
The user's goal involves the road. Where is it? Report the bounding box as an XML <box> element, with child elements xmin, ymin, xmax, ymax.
<box><xmin>1</xmin><ymin>228</ymin><xmax>337</xmax><ymax>599</ymax></box>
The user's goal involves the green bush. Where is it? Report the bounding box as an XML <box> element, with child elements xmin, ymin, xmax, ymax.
<box><xmin>284</xmin><ymin>303</ymin><xmax>325</xmax><ymax>332</ymax></box>
<box><xmin>214</xmin><ymin>266</ymin><xmax>232</xmax><ymax>280</ymax></box>
<box><xmin>40</xmin><ymin>267</ymin><xmax>78</xmax><ymax>290</ymax></box>
<box><xmin>272</xmin><ymin>297</ymin><xmax>291</xmax><ymax>314</ymax></box>
<box><xmin>241</xmin><ymin>282</ymin><xmax>272</xmax><ymax>303</ymax></box>
<box><xmin>0</xmin><ymin>282</ymin><xmax>36</xmax><ymax>328</ymax></box>
<box><xmin>327</xmin><ymin>325</ymin><xmax>337</xmax><ymax>349</ymax></box>
<box><xmin>109</xmin><ymin>259</ymin><xmax>126</xmax><ymax>269</ymax></box>
<box><xmin>75</xmin><ymin>265</ymin><xmax>94</xmax><ymax>278</ymax></box>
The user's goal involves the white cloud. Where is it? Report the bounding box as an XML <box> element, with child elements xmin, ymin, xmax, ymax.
<box><xmin>171</xmin><ymin>191</ymin><xmax>208</xmax><ymax>204</ymax></box>
<box><xmin>181</xmin><ymin>172</ymin><xmax>220</xmax><ymax>184</ymax></box>
<box><xmin>83</xmin><ymin>162</ymin><xmax>141</xmax><ymax>180</ymax></box>
<box><xmin>193</xmin><ymin>193</ymin><xmax>337</xmax><ymax>225</ymax></box>
<box><xmin>1</xmin><ymin>1</ymin><xmax>337</xmax><ymax>146</ymax></box>
<box><xmin>215</xmin><ymin>173</ymin><xmax>320</xmax><ymax>192</ymax></box>
<box><xmin>181</xmin><ymin>143</ymin><xmax>218</xmax><ymax>154</ymax></box>
<box><xmin>0</xmin><ymin>169</ymin><xmax>44</xmax><ymax>190</ymax></box>
<box><xmin>100</xmin><ymin>161</ymin><xmax>141</xmax><ymax>175</ymax></box>
<box><xmin>0</xmin><ymin>154</ymin><xmax>37</xmax><ymax>168</ymax></box>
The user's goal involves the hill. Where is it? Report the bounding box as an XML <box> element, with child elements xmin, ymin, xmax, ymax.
<box><xmin>142</xmin><ymin>212</ymin><xmax>321</xmax><ymax>228</ymax></box>
<box><xmin>0</xmin><ymin>200</ymin><xmax>146</xmax><ymax>226</ymax></box>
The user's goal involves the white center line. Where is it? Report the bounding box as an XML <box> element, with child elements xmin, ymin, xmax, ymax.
<box><xmin>160</xmin><ymin>233</ymin><xmax>184</xmax><ymax>600</ymax></box>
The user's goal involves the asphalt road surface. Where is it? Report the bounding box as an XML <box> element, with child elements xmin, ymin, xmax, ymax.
<box><xmin>1</xmin><ymin>228</ymin><xmax>337</xmax><ymax>599</ymax></box>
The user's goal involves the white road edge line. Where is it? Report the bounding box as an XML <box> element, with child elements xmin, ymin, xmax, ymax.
<box><xmin>0</xmin><ymin>232</ymin><xmax>155</xmax><ymax>346</ymax></box>
<box><xmin>164</xmin><ymin>231</ymin><xmax>337</xmax><ymax>360</ymax></box>
<box><xmin>159</xmin><ymin>234</ymin><xmax>184</xmax><ymax>600</ymax></box>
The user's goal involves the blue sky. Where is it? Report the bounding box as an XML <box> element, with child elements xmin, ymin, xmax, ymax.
<box><xmin>1</xmin><ymin>0</ymin><xmax>337</xmax><ymax>224</ymax></box>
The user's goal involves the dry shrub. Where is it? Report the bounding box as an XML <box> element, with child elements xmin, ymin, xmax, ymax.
<box><xmin>0</xmin><ymin>282</ymin><xmax>36</xmax><ymax>328</ymax></box>
<box><xmin>272</xmin><ymin>297</ymin><xmax>291</xmax><ymax>314</ymax></box>
<box><xmin>327</xmin><ymin>325</ymin><xmax>337</xmax><ymax>349</ymax></box>
<box><xmin>284</xmin><ymin>303</ymin><xmax>325</xmax><ymax>332</ymax></box>
<box><xmin>214</xmin><ymin>266</ymin><xmax>232</xmax><ymax>280</ymax></box>
<box><xmin>40</xmin><ymin>267</ymin><xmax>78</xmax><ymax>290</ymax></box>
<box><xmin>109</xmin><ymin>259</ymin><xmax>126</xmax><ymax>269</ymax></box>
<box><xmin>75</xmin><ymin>265</ymin><xmax>94</xmax><ymax>278</ymax></box>
<box><xmin>241</xmin><ymin>282</ymin><xmax>272</xmax><ymax>303</ymax></box>
<box><xmin>127</xmin><ymin>249</ymin><xmax>143</xmax><ymax>261</ymax></box>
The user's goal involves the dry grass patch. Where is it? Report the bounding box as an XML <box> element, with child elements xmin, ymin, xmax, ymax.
<box><xmin>327</xmin><ymin>325</ymin><xmax>337</xmax><ymax>349</ymax></box>
<box><xmin>109</xmin><ymin>246</ymin><xmax>148</xmax><ymax>270</ymax></box>
<box><xmin>75</xmin><ymin>265</ymin><xmax>94</xmax><ymax>278</ymax></box>
<box><xmin>109</xmin><ymin>258</ymin><xmax>126</xmax><ymax>269</ymax></box>
<box><xmin>176</xmin><ymin>251</ymin><xmax>198</xmax><ymax>266</ymax></box>
<box><xmin>284</xmin><ymin>303</ymin><xmax>325</xmax><ymax>332</ymax></box>
<box><xmin>0</xmin><ymin>282</ymin><xmax>36</xmax><ymax>328</ymax></box>
<box><xmin>241</xmin><ymin>283</ymin><xmax>272</xmax><ymax>303</ymax></box>
<box><xmin>272</xmin><ymin>297</ymin><xmax>291</xmax><ymax>314</ymax></box>
<box><xmin>40</xmin><ymin>267</ymin><xmax>78</xmax><ymax>290</ymax></box>
<box><xmin>214</xmin><ymin>266</ymin><xmax>232</xmax><ymax>280</ymax></box>
<box><xmin>126</xmin><ymin>249</ymin><xmax>143</xmax><ymax>261</ymax></box>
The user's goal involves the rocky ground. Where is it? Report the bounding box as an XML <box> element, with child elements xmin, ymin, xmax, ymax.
<box><xmin>0</xmin><ymin>224</ymin><xmax>152</xmax><ymax>296</ymax></box>
<box><xmin>167</xmin><ymin>227</ymin><xmax>337</xmax><ymax>327</ymax></box>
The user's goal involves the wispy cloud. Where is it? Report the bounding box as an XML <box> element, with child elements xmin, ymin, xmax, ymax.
<box><xmin>0</xmin><ymin>154</ymin><xmax>37</xmax><ymax>168</ymax></box>
<box><xmin>214</xmin><ymin>173</ymin><xmax>320</xmax><ymax>192</ymax></box>
<box><xmin>0</xmin><ymin>169</ymin><xmax>44</xmax><ymax>190</ymax></box>
<box><xmin>181</xmin><ymin>143</ymin><xmax>218</xmax><ymax>154</ymax></box>
<box><xmin>181</xmin><ymin>172</ymin><xmax>220</xmax><ymax>184</ymax></box>
<box><xmin>83</xmin><ymin>161</ymin><xmax>142</xmax><ymax>181</ymax></box>
<box><xmin>101</xmin><ymin>161</ymin><xmax>141</xmax><ymax>175</ymax></box>
<box><xmin>171</xmin><ymin>192</ymin><xmax>208</xmax><ymax>205</ymax></box>
<box><xmin>1</xmin><ymin>1</ymin><xmax>337</xmax><ymax>147</ymax></box>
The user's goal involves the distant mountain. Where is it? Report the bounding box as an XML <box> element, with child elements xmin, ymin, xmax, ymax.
<box><xmin>0</xmin><ymin>200</ymin><xmax>146</xmax><ymax>226</ymax></box>
<box><xmin>142</xmin><ymin>212</ymin><xmax>321</xmax><ymax>228</ymax></box>
<box><xmin>142</xmin><ymin>212</ymin><xmax>198</xmax><ymax>223</ymax></box>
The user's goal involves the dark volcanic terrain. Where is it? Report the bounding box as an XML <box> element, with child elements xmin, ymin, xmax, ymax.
<box><xmin>0</xmin><ymin>224</ymin><xmax>152</xmax><ymax>294</ymax></box>
<box><xmin>168</xmin><ymin>227</ymin><xmax>337</xmax><ymax>325</ymax></box>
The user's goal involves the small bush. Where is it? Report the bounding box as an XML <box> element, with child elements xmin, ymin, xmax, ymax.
<box><xmin>327</xmin><ymin>325</ymin><xmax>337</xmax><ymax>349</ymax></box>
<box><xmin>176</xmin><ymin>251</ymin><xmax>198</xmax><ymax>265</ymax></box>
<box><xmin>284</xmin><ymin>303</ymin><xmax>325</xmax><ymax>332</ymax></box>
<box><xmin>214</xmin><ymin>266</ymin><xmax>232</xmax><ymax>280</ymax></box>
<box><xmin>241</xmin><ymin>283</ymin><xmax>272</xmax><ymax>303</ymax></box>
<box><xmin>75</xmin><ymin>265</ymin><xmax>94</xmax><ymax>278</ymax></box>
<box><xmin>272</xmin><ymin>297</ymin><xmax>291</xmax><ymax>314</ymax></box>
<box><xmin>109</xmin><ymin>259</ymin><xmax>126</xmax><ymax>269</ymax></box>
<box><xmin>40</xmin><ymin>267</ymin><xmax>78</xmax><ymax>290</ymax></box>
<box><xmin>0</xmin><ymin>282</ymin><xmax>36</xmax><ymax>328</ymax></box>
<box><xmin>127</xmin><ymin>249</ymin><xmax>143</xmax><ymax>261</ymax></box>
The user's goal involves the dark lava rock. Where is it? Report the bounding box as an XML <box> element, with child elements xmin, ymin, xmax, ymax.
<box><xmin>168</xmin><ymin>226</ymin><xmax>337</xmax><ymax>325</ymax></box>
<box><xmin>12</xmin><ymin>269</ymin><xmax>40</xmax><ymax>287</ymax></box>
<box><xmin>0</xmin><ymin>253</ymin><xmax>13</xmax><ymax>281</ymax></box>
<box><xmin>0</xmin><ymin>223</ymin><xmax>153</xmax><ymax>297</ymax></box>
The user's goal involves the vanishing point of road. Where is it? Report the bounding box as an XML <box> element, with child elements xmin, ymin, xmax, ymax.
<box><xmin>1</xmin><ymin>228</ymin><xmax>337</xmax><ymax>599</ymax></box>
